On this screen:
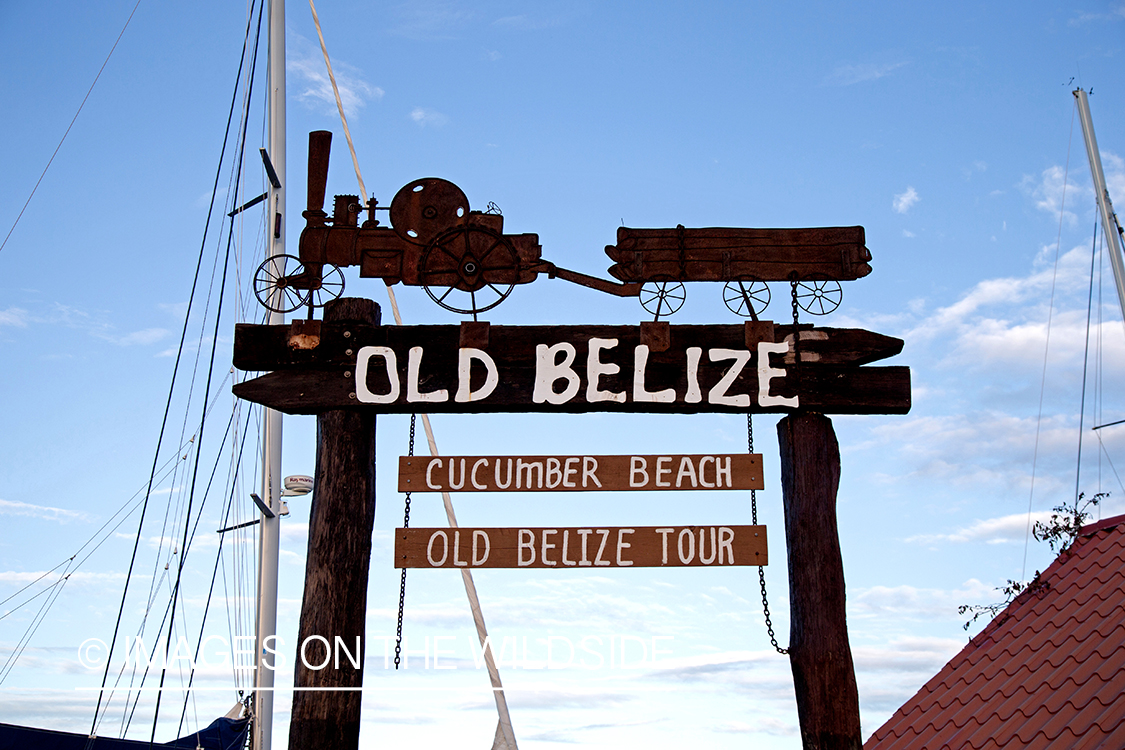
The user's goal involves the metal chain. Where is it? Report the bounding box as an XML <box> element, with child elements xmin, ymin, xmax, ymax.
<box><xmin>393</xmin><ymin>414</ymin><xmax>417</xmax><ymax>670</ymax></box>
<box><xmin>749</xmin><ymin>413</ymin><xmax>788</xmax><ymax>654</ymax></box>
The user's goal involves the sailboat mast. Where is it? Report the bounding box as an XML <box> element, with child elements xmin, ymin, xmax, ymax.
<box><xmin>255</xmin><ymin>0</ymin><xmax>285</xmax><ymax>748</ymax></box>
<box><xmin>1074</xmin><ymin>88</ymin><xmax>1125</xmax><ymax>324</ymax></box>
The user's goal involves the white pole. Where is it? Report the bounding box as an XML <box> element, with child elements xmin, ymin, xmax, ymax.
<box><xmin>255</xmin><ymin>0</ymin><xmax>285</xmax><ymax>748</ymax></box>
<box><xmin>1074</xmin><ymin>88</ymin><xmax>1125</xmax><ymax>325</ymax></box>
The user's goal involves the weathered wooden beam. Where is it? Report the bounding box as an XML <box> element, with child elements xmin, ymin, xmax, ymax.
<box><xmin>395</xmin><ymin>525</ymin><xmax>767</xmax><ymax>568</ymax></box>
<box><xmin>233</xmin><ymin>322</ymin><xmax>903</xmax><ymax>372</ymax></box>
<box><xmin>777</xmin><ymin>413</ymin><xmax>862</xmax><ymax>750</ymax></box>
<box><xmin>288</xmin><ymin>298</ymin><xmax>380</xmax><ymax>750</ymax></box>
<box><xmin>233</xmin><ymin>361</ymin><xmax>909</xmax><ymax>415</ymax></box>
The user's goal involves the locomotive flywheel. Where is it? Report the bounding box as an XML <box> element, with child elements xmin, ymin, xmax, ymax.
<box><xmin>418</xmin><ymin>225</ymin><xmax>520</xmax><ymax>316</ymax></box>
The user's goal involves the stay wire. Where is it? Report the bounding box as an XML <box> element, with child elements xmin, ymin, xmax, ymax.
<box><xmin>1022</xmin><ymin>100</ymin><xmax>1076</xmax><ymax>581</ymax></box>
<box><xmin>1073</xmin><ymin>220</ymin><xmax>1100</xmax><ymax>507</ymax></box>
<box><xmin>0</xmin><ymin>0</ymin><xmax>143</xmax><ymax>255</ymax></box>
<box><xmin>394</xmin><ymin>415</ymin><xmax>417</xmax><ymax>670</ymax></box>
<box><xmin>86</xmin><ymin>3</ymin><xmax>261</xmax><ymax>737</ymax></box>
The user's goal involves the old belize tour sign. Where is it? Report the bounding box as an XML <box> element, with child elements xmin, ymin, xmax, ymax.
<box><xmin>236</xmin><ymin>130</ymin><xmax>911</xmax><ymax>750</ymax></box>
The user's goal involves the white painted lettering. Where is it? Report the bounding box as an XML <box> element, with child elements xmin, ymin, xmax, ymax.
<box><xmin>708</xmin><ymin>349</ymin><xmax>752</xmax><ymax>407</ymax></box>
<box><xmin>472</xmin><ymin>530</ymin><xmax>490</xmax><ymax>565</ymax></box>
<box><xmin>685</xmin><ymin>347</ymin><xmax>703</xmax><ymax>403</ymax></box>
<box><xmin>517</xmin><ymin>530</ymin><xmax>535</xmax><ymax>566</ymax></box>
<box><xmin>677</xmin><ymin>528</ymin><xmax>695</xmax><ymax>564</ymax></box>
<box><xmin>675</xmin><ymin>457</ymin><xmax>698</xmax><ymax>487</ymax></box>
<box><xmin>757</xmin><ymin>341</ymin><xmax>799</xmax><ymax>407</ymax></box>
<box><xmin>586</xmin><ymin>338</ymin><xmax>625</xmax><ymax>403</ymax></box>
<box><xmin>516</xmin><ymin>459</ymin><xmax>544</xmax><ymax>489</ymax></box>
<box><xmin>354</xmin><ymin>346</ymin><xmax>400</xmax><ymax>404</ymax></box>
<box><xmin>582</xmin><ymin>457</ymin><xmax>601</xmax><ymax>488</ymax></box>
<box><xmin>453</xmin><ymin>530</ymin><xmax>467</xmax><ymax>567</ymax></box>
<box><xmin>630</xmin><ymin>456</ymin><xmax>649</xmax><ymax>487</ymax></box>
<box><xmin>471</xmin><ymin>459</ymin><xmax>488</xmax><ymax>490</ymax></box>
<box><xmin>698</xmin><ymin>456</ymin><xmax>715</xmax><ymax>488</ymax></box>
<box><xmin>426</xmin><ymin>458</ymin><xmax>443</xmax><ymax>489</ymax></box>
<box><xmin>561</xmin><ymin>530</ymin><xmax>576</xmax><ymax>566</ymax></box>
<box><xmin>406</xmin><ymin>346</ymin><xmax>449</xmax><ymax>403</ymax></box>
<box><xmin>718</xmin><ymin>527</ymin><xmax>735</xmax><ymax>564</ymax></box>
<box><xmin>699</xmin><ymin>527</ymin><xmax>717</xmax><ymax>564</ymax></box>
<box><xmin>594</xmin><ymin>529</ymin><xmax>612</xmax><ymax>566</ymax></box>
<box><xmin>427</xmin><ymin>531</ymin><xmax>449</xmax><ymax>566</ymax></box>
<box><xmin>655</xmin><ymin>456</ymin><xmax>672</xmax><ymax>487</ymax></box>
<box><xmin>541</xmin><ymin>529</ymin><xmax>558</xmax><ymax>566</ymax></box>
<box><xmin>577</xmin><ymin>529</ymin><xmax>593</xmax><ymax>566</ymax></box>
<box><xmin>715</xmin><ymin>456</ymin><xmax>732</xmax><ymax>487</ymax></box>
<box><xmin>633</xmin><ymin>345</ymin><xmax>675</xmax><ymax>402</ymax></box>
<box><xmin>562</xmin><ymin>457</ymin><xmax>579</xmax><ymax>487</ymax></box>
<box><xmin>656</xmin><ymin>528</ymin><xmax>675</xmax><ymax>564</ymax></box>
<box><xmin>545</xmin><ymin>458</ymin><xmax>562</xmax><ymax>488</ymax></box>
<box><xmin>533</xmin><ymin>343</ymin><xmax>581</xmax><ymax>404</ymax></box>
<box><xmin>455</xmin><ymin>348</ymin><xmax>499</xmax><ymax>402</ymax></box>
<box><xmin>616</xmin><ymin>529</ymin><xmax>635</xmax><ymax>566</ymax></box>
<box><xmin>448</xmin><ymin>458</ymin><xmax>466</xmax><ymax>490</ymax></box>
<box><xmin>494</xmin><ymin>458</ymin><xmax>514</xmax><ymax>489</ymax></box>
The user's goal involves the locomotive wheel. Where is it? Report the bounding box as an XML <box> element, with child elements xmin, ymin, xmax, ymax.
<box><xmin>419</xmin><ymin>225</ymin><xmax>520</xmax><ymax>315</ymax></box>
<box><xmin>794</xmin><ymin>274</ymin><xmax>843</xmax><ymax>316</ymax></box>
<box><xmin>723</xmin><ymin>278</ymin><xmax>770</xmax><ymax>320</ymax></box>
<box><xmin>390</xmin><ymin>178</ymin><xmax>470</xmax><ymax>246</ymax></box>
<box><xmin>305</xmin><ymin>263</ymin><xmax>346</xmax><ymax>308</ymax></box>
<box><xmin>639</xmin><ymin>280</ymin><xmax>686</xmax><ymax>320</ymax></box>
<box><xmin>253</xmin><ymin>254</ymin><xmax>309</xmax><ymax>313</ymax></box>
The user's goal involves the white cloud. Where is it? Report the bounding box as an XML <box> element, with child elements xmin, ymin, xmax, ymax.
<box><xmin>1020</xmin><ymin>165</ymin><xmax>1088</xmax><ymax>226</ymax></box>
<box><xmin>826</xmin><ymin>61</ymin><xmax>908</xmax><ymax>86</ymax></box>
<box><xmin>411</xmin><ymin>107</ymin><xmax>449</xmax><ymax>128</ymax></box>
<box><xmin>0</xmin><ymin>307</ymin><xmax>29</xmax><ymax>327</ymax></box>
<box><xmin>902</xmin><ymin>229</ymin><xmax>915</xmax><ymax>238</ymax></box>
<box><xmin>0</xmin><ymin>499</ymin><xmax>89</xmax><ymax>523</ymax></box>
<box><xmin>287</xmin><ymin>35</ymin><xmax>384</xmax><ymax>119</ymax></box>
<box><xmin>893</xmin><ymin>186</ymin><xmax>919</xmax><ymax>214</ymax></box>
<box><xmin>905</xmin><ymin>511</ymin><xmax>1052</xmax><ymax>544</ymax></box>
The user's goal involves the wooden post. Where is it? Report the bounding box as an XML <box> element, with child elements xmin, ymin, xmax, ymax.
<box><xmin>288</xmin><ymin>298</ymin><xmax>380</xmax><ymax>750</ymax></box>
<box><xmin>777</xmin><ymin>412</ymin><xmax>862</xmax><ymax>750</ymax></box>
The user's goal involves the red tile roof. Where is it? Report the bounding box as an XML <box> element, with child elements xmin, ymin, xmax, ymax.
<box><xmin>866</xmin><ymin>513</ymin><xmax>1125</xmax><ymax>750</ymax></box>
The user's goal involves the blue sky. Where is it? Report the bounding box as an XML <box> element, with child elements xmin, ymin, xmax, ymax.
<box><xmin>2</xmin><ymin>1</ymin><xmax>1125</xmax><ymax>747</ymax></box>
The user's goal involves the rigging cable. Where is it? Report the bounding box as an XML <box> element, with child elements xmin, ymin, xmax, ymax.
<box><xmin>307</xmin><ymin>3</ymin><xmax>519</xmax><ymax>745</ymax></box>
<box><xmin>1072</xmin><ymin>221</ymin><xmax>1100</xmax><ymax>509</ymax></box>
<box><xmin>0</xmin><ymin>0</ymin><xmax>143</xmax><ymax>255</ymax></box>
<box><xmin>86</xmin><ymin>3</ymin><xmax>265</xmax><ymax>739</ymax></box>
<box><xmin>1021</xmin><ymin>100</ymin><xmax>1076</xmax><ymax>581</ymax></box>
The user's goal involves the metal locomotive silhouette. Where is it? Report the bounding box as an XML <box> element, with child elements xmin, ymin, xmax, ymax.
<box><xmin>253</xmin><ymin>131</ymin><xmax>873</xmax><ymax>320</ymax></box>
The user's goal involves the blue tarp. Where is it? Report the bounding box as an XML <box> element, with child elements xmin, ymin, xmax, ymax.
<box><xmin>0</xmin><ymin>715</ymin><xmax>249</xmax><ymax>750</ymax></box>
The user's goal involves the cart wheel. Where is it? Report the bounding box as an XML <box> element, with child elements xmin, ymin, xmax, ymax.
<box><xmin>723</xmin><ymin>278</ymin><xmax>770</xmax><ymax>319</ymax></box>
<box><xmin>639</xmin><ymin>280</ymin><xmax>686</xmax><ymax>319</ymax></box>
<box><xmin>305</xmin><ymin>263</ymin><xmax>346</xmax><ymax>308</ymax></box>
<box><xmin>254</xmin><ymin>255</ymin><xmax>309</xmax><ymax>313</ymax></box>
<box><xmin>390</xmin><ymin>178</ymin><xmax>470</xmax><ymax>246</ymax></box>
<box><xmin>794</xmin><ymin>275</ymin><xmax>842</xmax><ymax>316</ymax></box>
<box><xmin>419</xmin><ymin>225</ymin><xmax>520</xmax><ymax>315</ymax></box>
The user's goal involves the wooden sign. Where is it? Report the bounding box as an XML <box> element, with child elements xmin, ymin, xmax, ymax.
<box><xmin>233</xmin><ymin>320</ymin><xmax>909</xmax><ymax>416</ymax></box>
<box><xmin>398</xmin><ymin>454</ymin><xmax>763</xmax><ymax>492</ymax></box>
<box><xmin>395</xmin><ymin>525</ymin><xmax>768</xmax><ymax>568</ymax></box>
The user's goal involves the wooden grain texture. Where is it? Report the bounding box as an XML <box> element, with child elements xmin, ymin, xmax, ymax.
<box><xmin>604</xmin><ymin>226</ymin><xmax>872</xmax><ymax>282</ymax></box>
<box><xmin>395</xmin><ymin>525</ymin><xmax>768</xmax><ymax>568</ymax></box>
<box><xmin>398</xmin><ymin>454</ymin><xmax>764</xmax><ymax>492</ymax></box>
<box><xmin>232</xmin><ymin>322</ymin><xmax>909</xmax><ymax>416</ymax></box>
<box><xmin>777</xmin><ymin>413</ymin><xmax>862</xmax><ymax>750</ymax></box>
<box><xmin>288</xmin><ymin>298</ymin><xmax>380</xmax><ymax>750</ymax></box>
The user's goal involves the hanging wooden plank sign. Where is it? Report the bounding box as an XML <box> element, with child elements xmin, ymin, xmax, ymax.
<box><xmin>233</xmin><ymin>320</ymin><xmax>910</xmax><ymax>416</ymax></box>
<box><xmin>395</xmin><ymin>525</ymin><xmax>768</xmax><ymax>569</ymax></box>
<box><xmin>398</xmin><ymin>453</ymin><xmax>764</xmax><ymax>492</ymax></box>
